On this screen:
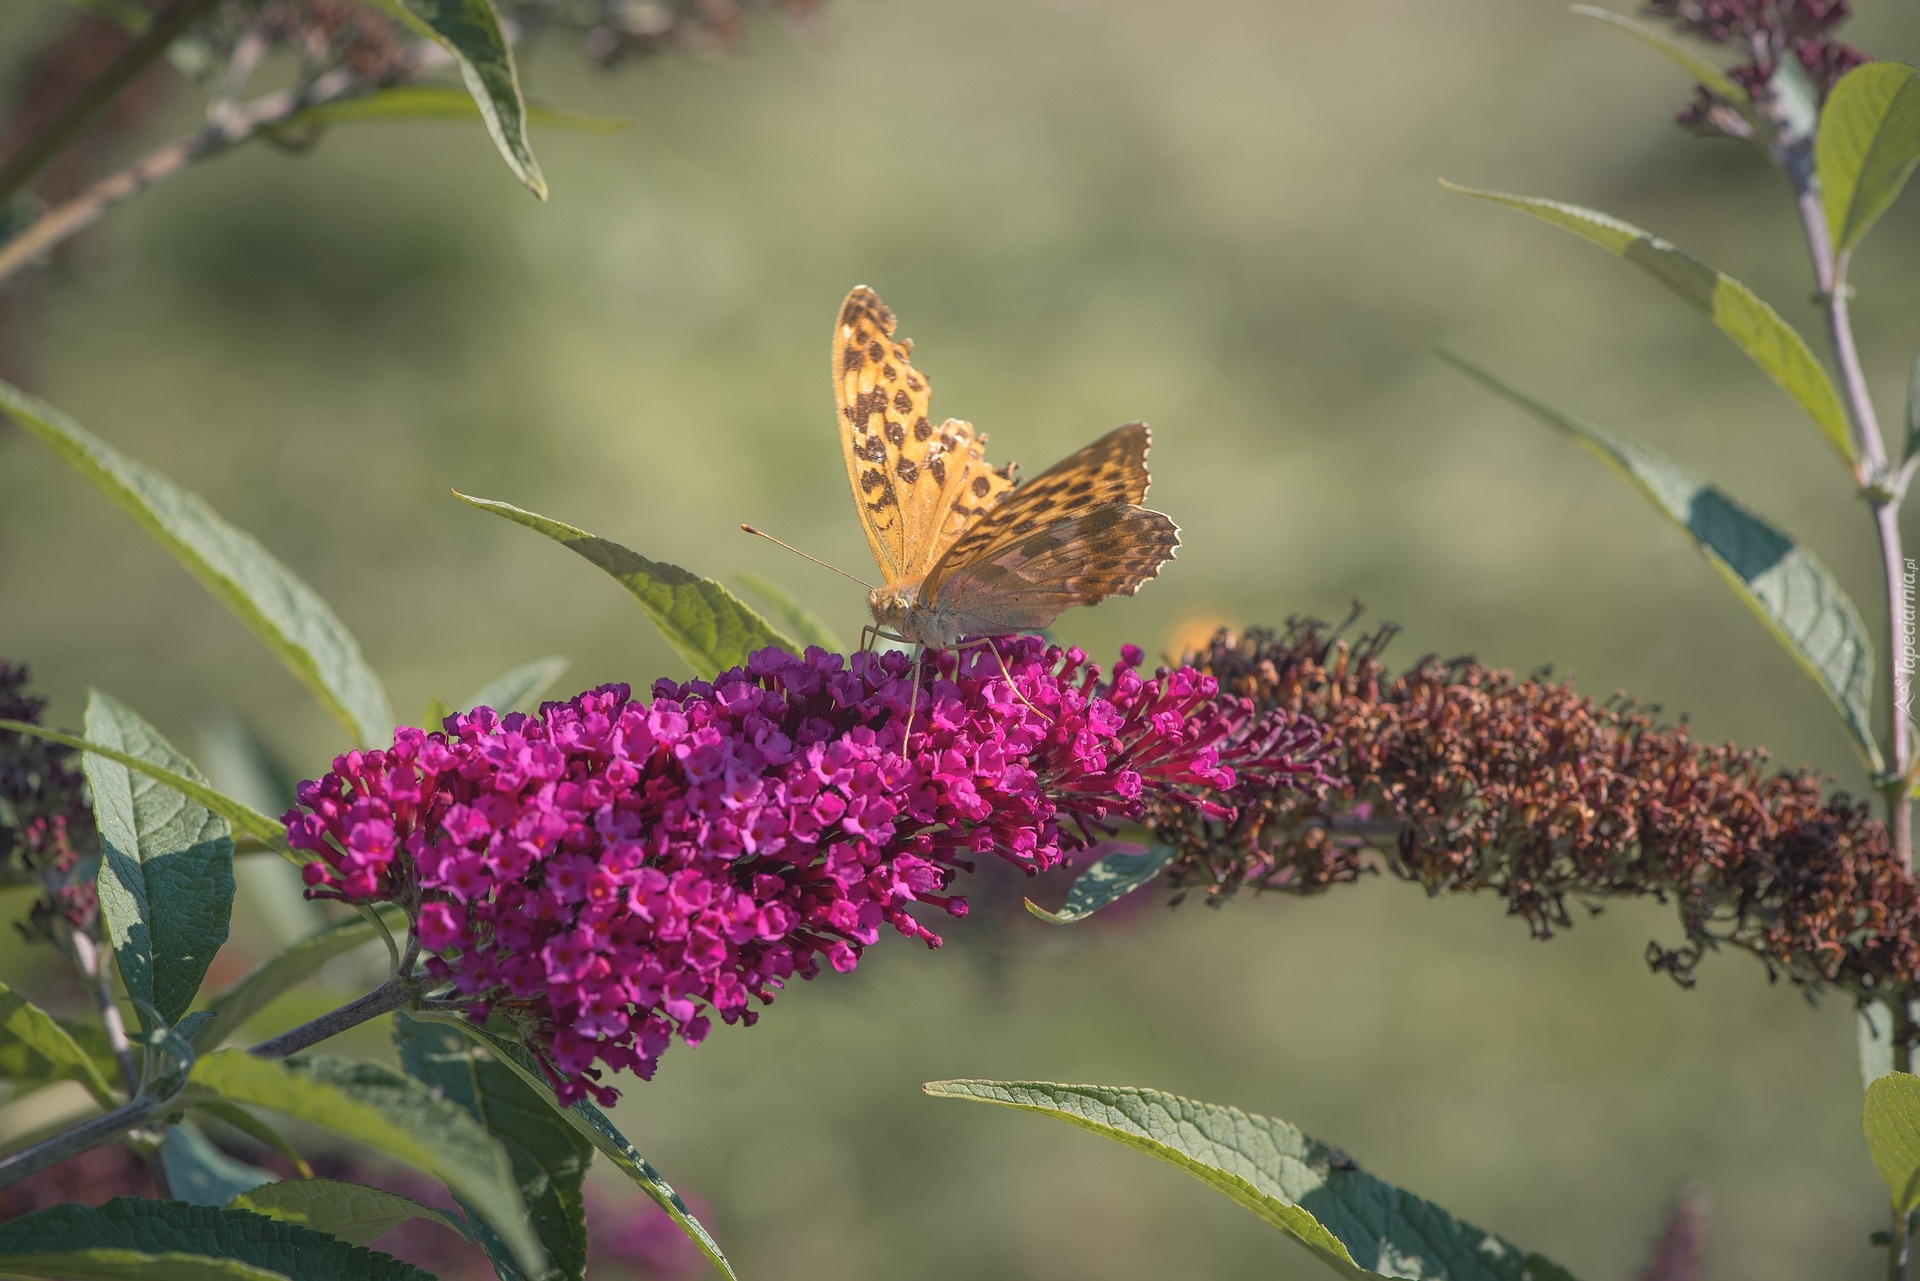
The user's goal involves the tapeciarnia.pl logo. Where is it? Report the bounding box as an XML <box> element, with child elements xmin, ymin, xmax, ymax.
<box><xmin>1900</xmin><ymin>558</ymin><xmax>1918</xmax><ymax>727</ymax></box>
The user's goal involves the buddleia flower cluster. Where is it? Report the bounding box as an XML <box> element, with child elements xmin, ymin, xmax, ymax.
<box><xmin>0</xmin><ymin>662</ymin><xmax>98</xmax><ymax>941</ymax></box>
<box><xmin>1162</xmin><ymin>620</ymin><xmax>1920</xmax><ymax>1006</ymax></box>
<box><xmin>284</xmin><ymin>639</ymin><xmax>1330</xmax><ymax>1104</ymax></box>
<box><xmin>1644</xmin><ymin>0</ymin><xmax>1865</xmax><ymax>136</ymax></box>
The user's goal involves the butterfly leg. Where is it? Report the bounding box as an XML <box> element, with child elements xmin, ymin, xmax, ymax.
<box><xmin>973</xmin><ymin>636</ymin><xmax>1055</xmax><ymax>726</ymax></box>
<box><xmin>901</xmin><ymin>643</ymin><xmax>927</xmax><ymax>745</ymax></box>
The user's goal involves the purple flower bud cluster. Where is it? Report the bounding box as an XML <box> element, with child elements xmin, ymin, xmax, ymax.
<box><xmin>285</xmin><ymin>639</ymin><xmax>1325</xmax><ymax>1104</ymax></box>
<box><xmin>0</xmin><ymin>662</ymin><xmax>97</xmax><ymax>939</ymax></box>
<box><xmin>1645</xmin><ymin>0</ymin><xmax>1865</xmax><ymax>133</ymax></box>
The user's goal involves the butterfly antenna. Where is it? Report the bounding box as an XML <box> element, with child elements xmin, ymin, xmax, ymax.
<box><xmin>740</xmin><ymin>526</ymin><xmax>876</xmax><ymax>590</ymax></box>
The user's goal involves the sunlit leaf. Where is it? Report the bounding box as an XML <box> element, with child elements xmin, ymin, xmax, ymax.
<box><xmin>456</xmin><ymin>492</ymin><xmax>795</xmax><ymax>680</ymax></box>
<box><xmin>1442</xmin><ymin>355</ymin><xmax>1881</xmax><ymax>772</ymax></box>
<box><xmin>1440</xmin><ymin>182</ymin><xmax>1854</xmax><ymax>464</ymax></box>
<box><xmin>1817</xmin><ymin>61</ymin><xmax>1920</xmax><ymax>252</ymax></box>
<box><xmin>1025</xmin><ymin>844</ymin><xmax>1173</xmax><ymax>924</ymax></box>
<box><xmin>84</xmin><ymin>692</ymin><xmax>234</xmax><ymax>1029</ymax></box>
<box><xmin>0</xmin><ymin>979</ymin><xmax>117</xmax><ymax>1106</ymax></box>
<box><xmin>1865</xmin><ymin>1072</ymin><xmax>1920</xmax><ymax>1213</ymax></box>
<box><xmin>0</xmin><ymin>380</ymin><xmax>393</xmax><ymax>747</ymax></box>
<box><xmin>360</xmin><ymin>0</ymin><xmax>546</xmax><ymax>198</ymax></box>
<box><xmin>925</xmin><ymin>1080</ymin><xmax>1576</xmax><ymax>1281</ymax></box>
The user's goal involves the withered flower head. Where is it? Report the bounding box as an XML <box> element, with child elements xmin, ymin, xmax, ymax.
<box><xmin>1166</xmin><ymin>619</ymin><xmax>1920</xmax><ymax>1005</ymax></box>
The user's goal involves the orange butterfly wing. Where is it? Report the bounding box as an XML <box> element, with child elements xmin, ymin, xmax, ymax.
<box><xmin>833</xmin><ymin>287</ymin><xmax>1016</xmax><ymax>589</ymax></box>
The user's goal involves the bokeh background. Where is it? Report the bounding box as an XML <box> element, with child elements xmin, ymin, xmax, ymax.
<box><xmin>6</xmin><ymin>1</ymin><xmax>1920</xmax><ymax>1277</ymax></box>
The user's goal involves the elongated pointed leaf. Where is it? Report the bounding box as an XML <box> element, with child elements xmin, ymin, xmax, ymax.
<box><xmin>456</xmin><ymin>492</ymin><xmax>795</xmax><ymax>680</ymax></box>
<box><xmin>736</xmin><ymin>573</ymin><xmax>849</xmax><ymax>653</ymax></box>
<box><xmin>0</xmin><ymin>381</ymin><xmax>392</xmax><ymax>747</ymax></box>
<box><xmin>1026</xmin><ymin>844</ymin><xmax>1174</xmax><ymax>924</ymax></box>
<box><xmin>163</xmin><ymin>1122</ymin><xmax>275</xmax><ymax>1207</ymax></box>
<box><xmin>395</xmin><ymin>1015</ymin><xmax>590</xmax><ymax>1281</ymax></box>
<box><xmin>362</xmin><ymin>0</ymin><xmax>546</xmax><ymax>198</ymax></box>
<box><xmin>0</xmin><ymin>1197</ymin><xmax>432</xmax><ymax>1280</ymax></box>
<box><xmin>285</xmin><ymin>83</ymin><xmax>627</xmax><ymax>134</ymax></box>
<box><xmin>1440</xmin><ymin>182</ymin><xmax>1854</xmax><ymax>463</ymax></box>
<box><xmin>233</xmin><ymin>1178</ymin><xmax>469</xmax><ymax>1246</ymax></box>
<box><xmin>1865</xmin><ymin>1072</ymin><xmax>1920</xmax><ymax>1212</ymax></box>
<box><xmin>0</xmin><ymin>720</ymin><xmax>293</xmax><ymax>857</ymax></box>
<box><xmin>413</xmin><ymin>1012</ymin><xmax>735</xmax><ymax>1280</ymax></box>
<box><xmin>461</xmin><ymin>656</ymin><xmax>569</xmax><ymax>716</ymax></box>
<box><xmin>1444</xmin><ymin>355</ymin><xmax>1881</xmax><ymax>772</ymax></box>
<box><xmin>926</xmin><ymin>1081</ymin><xmax>1575</xmax><ymax>1281</ymax></box>
<box><xmin>190</xmin><ymin>1101</ymin><xmax>312</xmax><ymax>1178</ymax></box>
<box><xmin>193</xmin><ymin>907</ymin><xmax>407</xmax><ymax>1052</ymax></box>
<box><xmin>1817</xmin><ymin>61</ymin><xmax>1920</xmax><ymax>253</ymax></box>
<box><xmin>1570</xmin><ymin>6</ymin><xmax>1752</xmax><ymax>109</ymax></box>
<box><xmin>84</xmin><ymin>692</ymin><xmax>234</xmax><ymax>1029</ymax></box>
<box><xmin>186</xmin><ymin>1049</ymin><xmax>545</xmax><ymax>1277</ymax></box>
<box><xmin>0</xmin><ymin>979</ymin><xmax>117</xmax><ymax>1106</ymax></box>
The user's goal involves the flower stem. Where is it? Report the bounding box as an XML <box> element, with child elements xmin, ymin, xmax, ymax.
<box><xmin>0</xmin><ymin>1088</ymin><xmax>179</xmax><ymax>1191</ymax></box>
<box><xmin>0</xmin><ymin>0</ymin><xmax>222</xmax><ymax>212</ymax></box>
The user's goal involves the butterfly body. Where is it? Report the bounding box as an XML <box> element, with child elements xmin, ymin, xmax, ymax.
<box><xmin>834</xmin><ymin>286</ymin><xmax>1179</xmax><ymax>649</ymax></box>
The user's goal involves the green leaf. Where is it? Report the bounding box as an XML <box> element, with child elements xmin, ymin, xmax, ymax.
<box><xmin>1817</xmin><ymin>61</ymin><xmax>1920</xmax><ymax>252</ymax></box>
<box><xmin>1906</xmin><ymin>346</ymin><xmax>1920</xmax><ymax>465</ymax></box>
<box><xmin>925</xmin><ymin>1081</ymin><xmax>1577</xmax><ymax>1281</ymax></box>
<box><xmin>185</xmin><ymin>1050</ymin><xmax>546</xmax><ymax>1277</ymax></box>
<box><xmin>0</xmin><ymin>978</ymin><xmax>118</xmax><ymax>1106</ymax></box>
<box><xmin>1865</xmin><ymin>1072</ymin><xmax>1920</xmax><ymax>1213</ymax></box>
<box><xmin>1443</xmin><ymin>354</ymin><xmax>1882</xmax><ymax>773</ymax></box>
<box><xmin>0</xmin><ymin>720</ymin><xmax>293</xmax><ymax>857</ymax></box>
<box><xmin>84</xmin><ymin>691</ymin><xmax>235</xmax><ymax>1029</ymax></box>
<box><xmin>1439</xmin><ymin>182</ymin><xmax>1854</xmax><ymax>464</ymax></box>
<box><xmin>1569</xmin><ymin>5</ymin><xmax>1752</xmax><ymax>109</ymax></box>
<box><xmin>0</xmin><ymin>380</ymin><xmax>393</xmax><ymax>747</ymax></box>
<box><xmin>285</xmin><ymin>83</ymin><xmax>628</xmax><ymax>134</ymax></box>
<box><xmin>413</xmin><ymin>1012</ymin><xmax>735</xmax><ymax>1281</ymax></box>
<box><xmin>233</xmin><ymin>1178</ymin><xmax>469</xmax><ymax>1247</ymax></box>
<box><xmin>461</xmin><ymin>656</ymin><xmax>570</xmax><ymax>716</ymax></box>
<box><xmin>736</xmin><ymin>573</ymin><xmax>850</xmax><ymax>653</ymax></box>
<box><xmin>193</xmin><ymin>908</ymin><xmax>408</xmax><ymax>1052</ymax></box>
<box><xmin>456</xmin><ymin>492</ymin><xmax>796</xmax><ymax>681</ymax></box>
<box><xmin>162</xmin><ymin>1122</ymin><xmax>275</xmax><ymax>1207</ymax></box>
<box><xmin>394</xmin><ymin>1015</ymin><xmax>591</xmax><ymax>1280</ymax></box>
<box><xmin>1025</xmin><ymin>844</ymin><xmax>1174</xmax><ymax>924</ymax></box>
<box><xmin>0</xmin><ymin>1196</ymin><xmax>433</xmax><ymax>1280</ymax></box>
<box><xmin>360</xmin><ymin>0</ymin><xmax>546</xmax><ymax>198</ymax></box>
<box><xmin>190</xmin><ymin>1101</ymin><xmax>312</xmax><ymax>1179</ymax></box>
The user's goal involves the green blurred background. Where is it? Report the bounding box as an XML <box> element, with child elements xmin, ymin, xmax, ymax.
<box><xmin>6</xmin><ymin>1</ymin><xmax>1920</xmax><ymax>1276</ymax></box>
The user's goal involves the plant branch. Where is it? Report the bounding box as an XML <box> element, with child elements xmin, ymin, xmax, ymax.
<box><xmin>1786</xmin><ymin>154</ymin><xmax>1911</xmax><ymax>869</ymax></box>
<box><xmin>0</xmin><ymin>42</ymin><xmax>444</xmax><ymax>291</ymax></box>
<box><xmin>247</xmin><ymin>975</ymin><xmax>415</xmax><ymax>1059</ymax></box>
<box><xmin>0</xmin><ymin>0</ymin><xmax>221</xmax><ymax>212</ymax></box>
<box><xmin>0</xmin><ymin>1086</ymin><xmax>179</xmax><ymax>1190</ymax></box>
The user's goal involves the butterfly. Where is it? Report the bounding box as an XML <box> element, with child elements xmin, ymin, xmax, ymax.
<box><xmin>833</xmin><ymin>285</ymin><xmax>1180</xmax><ymax>654</ymax></box>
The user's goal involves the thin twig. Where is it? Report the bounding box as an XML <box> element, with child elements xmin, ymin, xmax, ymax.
<box><xmin>0</xmin><ymin>1088</ymin><xmax>179</xmax><ymax>1191</ymax></box>
<box><xmin>0</xmin><ymin>0</ymin><xmax>222</xmax><ymax>211</ymax></box>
